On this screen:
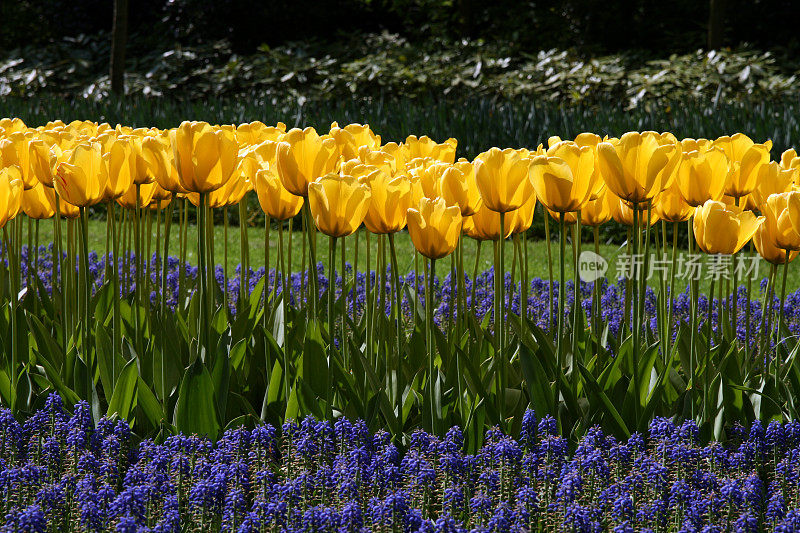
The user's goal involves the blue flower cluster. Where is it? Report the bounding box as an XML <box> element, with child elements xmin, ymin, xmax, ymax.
<box><xmin>16</xmin><ymin>243</ymin><xmax>800</xmax><ymax>352</ymax></box>
<box><xmin>4</xmin><ymin>395</ymin><xmax>800</xmax><ymax>532</ymax></box>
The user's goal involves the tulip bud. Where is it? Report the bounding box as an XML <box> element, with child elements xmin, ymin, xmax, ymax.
<box><xmin>359</xmin><ymin>169</ymin><xmax>413</xmax><ymax>234</ymax></box>
<box><xmin>405</xmin><ymin>135</ymin><xmax>457</xmax><ymax>163</ymax></box>
<box><xmin>530</xmin><ymin>141</ymin><xmax>594</xmax><ymax>213</ymax></box>
<box><xmin>254</xmin><ymin>167</ymin><xmax>304</xmax><ymax>221</ymax></box>
<box><xmin>407</xmin><ymin>197</ymin><xmax>462</xmax><ymax>259</ymax></box>
<box><xmin>438</xmin><ymin>159</ymin><xmax>483</xmax><ymax>216</ymax></box>
<box><xmin>276</xmin><ymin>127</ymin><xmax>339</xmax><ymax>197</ymax></box>
<box><xmin>597</xmin><ymin>131</ymin><xmax>675</xmax><ymax>203</ymax></box>
<box><xmin>474</xmin><ymin>147</ymin><xmax>534</xmax><ymax>213</ymax></box>
<box><xmin>753</xmin><ymin>218</ymin><xmax>798</xmax><ymax>265</ymax></box>
<box><xmin>54</xmin><ymin>142</ymin><xmax>108</xmax><ymax>207</ymax></box>
<box><xmin>761</xmin><ymin>192</ymin><xmax>800</xmax><ymax>251</ymax></box>
<box><xmin>308</xmin><ymin>173</ymin><xmax>371</xmax><ymax>238</ymax></box>
<box><xmin>171</xmin><ymin>121</ymin><xmax>239</xmax><ymax>194</ymax></box>
<box><xmin>22</xmin><ymin>183</ymin><xmax>56</xmax><ymax>219</ymax></box>
<box><xmin>693</xmin><ymin>200</ymin><xmax>763</xmax><ymax>255</ymax></box>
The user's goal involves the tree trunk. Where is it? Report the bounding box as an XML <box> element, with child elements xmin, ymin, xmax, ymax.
<box><xmin>110</xmin><ymin>0</ymin><xmax>129</xmax><ymax>95</ymax></box>
<box><xmin>707</xmin><ymin>0</ymin><xmax>725</xmax><ymax>50</ymax></box>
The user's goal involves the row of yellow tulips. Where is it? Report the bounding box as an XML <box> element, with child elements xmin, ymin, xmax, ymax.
<box><xmin>0</xmin><ymin>118</ymin><xmax>798</xmax><ymax>267</ymax></box>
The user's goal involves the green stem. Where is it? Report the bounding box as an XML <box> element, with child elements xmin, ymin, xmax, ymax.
<box><xmin>556</xmin><ymin>213</ymin><xmax>566</xmax><ymax>420</ymax></box>
<box><xmin>328</xmin><ymin>236</ymin><xmax>337</xmax><ymax>420</ymax></box>
<box><xmin>388</xmin><ymin>232</ymin><xmax>405</xmax><ymax>420</ymax></box>
<box><xmin>427</xmin><ymin>257</ymin><xmax>437</xmax><ymax>433</ymax></box>
<box><xmin>544</xmin><ymin>212</ymin><xmax>554</xmax><ymax>332</ymax></box>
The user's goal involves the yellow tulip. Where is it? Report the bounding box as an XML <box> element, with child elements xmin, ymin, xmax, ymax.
<box><xmin>357</xmin><ymin>146</ymin><xmax>396</xmax><ymax>176</ymax></box>
<box><xmin>0</xmin><ymin>168</ymin><xmax>23</xmax><ymax>228</ymax></box>
<box><xmin>580</xmin><ymin>188</ymin><xmax>615</xmax><ymax>227</ymax></box>
<box><xmin>28</xmin><ymin>139</ymin><xmax>60</xmax><ymax>188</ymax></box>
<box><xmin>749</xmin><ymin>161</ymin><xmax>794</xmax><ymax>208</ymax></box>
<box><xmin>380</xmin><ymin>142</ymin><xmax>411</xmax><ymax>174</ymax></box>
<box><xmin>276</xmin><ymin>127</ymin><xmax>339</xmax><ymax>197</ymax></box>
<box><xmin>248</xmin><ymin>140</ymin><xmax>280</xmax><ymax>170</ymax></box>
<box><xmin>573</xmin><ymin>132</ymin><xmax>607</xmax><ymax>198</ymax></box>
<box><xmin>761</xmin><ymin>192</ymin><xmax>800</xmax><ymax>251</ymax></box>
<box><xmin>141</xmin><ymin>135</ymin><xmax>184</xmax><ymax>193</ymax></box>
<box><xmin>0</xmin><ymin>118</ymin><xmax>26</xmax><ymax>134</ymax></box>
<box><xmin>753</xmin><ymin>219</ymin><xmax>797</xmax><ymax>265</ymax></box>
<box><xmin>712</xmin><ymin>135</ymin><xmax>771</xmax><ymax>198</ymax></box>
<box><xmin>254</xmin><ymin>168</ymin><xmax>304</xmax><ymax>221</ymax></box>
<box><xmin>340</xmin><ymin>159</ymin><xmax>380</xmax><ymax>180</ymax></box>
<box><xmin>530</xmin><ymin>141</ymin><xmax>594</xmax><ymax>213</ymax></box>
<box><xmin>0</xmin><ymin>132</ymin><xmax>37</xmax><ymax>189</ymax></box>
<box><xmin>405</xmin><ymin>135</ymin><xmax>457</xmax><ymax>163</ymax></box>
<box><xmin>680</xmin><ymin>138</ymin><xmax>711</xmax><ymax>153</ymax></box>
<box><xmin>308</xmin><ymin>173</ymin><xmax>372</xmax><ymax>238</ymax></box>
<box><xmin>54</xmin><ymin>142</ymin><xmax>108</xmax><ymax>207</ymax></box>
<box><xmin>713</xmin><ymin>133</ymin><xmax>771</xmax><ymax>163</ymax></box>
<box><xmin>597</xmin><ymin>131</ymin><xmax>675</xmax><ymax>204</ymax></box>
<box><xmin>101</xmin><ymin>136</ymin><xmax>136</xmax><ymax>201</ymax></box>
<box><xmin>407</xmin><ymin>197</ymin><xmax>462</xmax><ymax>259</ymax></box>
<box><xmin>508</xmin><ymin>195</ymin><xmax>537</xmax><ymax>234</ymax></box>
<box><xmin>611</xmin><ymin>198</ymin><xmax>660</xmax><ymax>227</ymax></box>
<box><xmin>22</xmin><ymin>183</ymin><xmax>56</xmax><ymax>219</ymax></box>
<box><xmin>359</xmin><ymin>169</ymin><xmax>413</xmax><ymax>234</ymax></box>
<box><xmin>235</xmin><ymin>121</ymin><xmax>286</xmax><ymax>147</ymax></box>
<box><xmin>170</xmin><ymin>121</ymin><xmax>239</xmax><ymax>194</ymax></box>
<box><xmin>474</xmin><ymin>147</ymin><xmax>533</xmax><ymax>213</ymax></box>
<box><xmin>329</xmin><ymin>122</ymin><xmax>381</xmax><ymax>160</ymax></box>
<box><xmin>693</xmin><ymin>200</ymin><xmax>763</xmax><ymax>255</ymax></box>
<box><xmin>408</xmin><ymin>159</ymin><xmax>449</xmax><ymax>199</ymax></box>
<box><xmin>188</xmin><ymin>156</ymin><xmax>256</xmax><ymax>209</ymax></box>
<box><xmin>465</xmin><ymin>204</ymin><xmax>515</xmax><ymax>240</ymax></box>
<box><xmin>654</xmin><ymin>178</ymin><xmax>694</xmax><ymax>223</ymax></box>
<box><xmin>437</xmin><ymin>159</ymin><xmax>483</xmax><ymax>216</ymax></box>
<box><xmin>675</xmin><ymin>147</ymin><xmax>730</xmax><ymax>207</ymax></box>
<box><xmin>117</xmin><ymin>182</ymin><xmax>159</xmax><ymax>210</ymax></box>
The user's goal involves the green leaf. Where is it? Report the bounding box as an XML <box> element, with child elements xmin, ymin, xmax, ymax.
<box><xmin>107</xmin><ymin>358</ymin><xmax>138</xmax><ymax>421</ymax></box>
<box><xmin>301</xmin><ymin>320</ymin><xmax>328</xmax><ymax>399</ymax></box>
<box><xmin>174</xmin><ymin>360</ymin><xmax>220</xmax><ymax>441</ymax></box>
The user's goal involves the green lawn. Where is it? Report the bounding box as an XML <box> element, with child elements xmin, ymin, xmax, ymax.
<box><xmin>22</xmin><ymin>217</ymin><xmax>798</xmax><ymax>293</ymax></box>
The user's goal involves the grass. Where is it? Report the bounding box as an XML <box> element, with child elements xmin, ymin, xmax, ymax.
<box><xmin>21</xmin><ymin>213</ymin><xmax>798</xmax><ymax>294</ymax></box>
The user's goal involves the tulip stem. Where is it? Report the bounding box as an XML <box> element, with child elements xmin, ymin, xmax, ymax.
<box><xmin>223</xmin><ymin>207</ymin><xmax>229</xmax><ymax>313</ymax></box>
<box><xmin>239</xmin><ymin>199</ymin><xmax>249</xmax><ymax>308</ymax></box>
<box><xmin>667</xmin><ymin>221</ymin><xmax>678</xmax><ymax>361</ymax></box>
<box><xmin>471</xmin><ymin>240</ymin><xmax>481</xmax><ymax>312</ymax></box>
<box><xmin>161</xmin><ymin>200</ymin><xmax>174</xmax><ymax>404</ymax></box>
<box><xmin>328</xmin><ymin>235</ymin><xmax>337</xmax><ymax>420</ymax></box>
<box><xmin>426</xmin><ymin>257</ymin><xmax>437</xmax><ymax>433</ymax></box>
<box><xmin>544</xmin><ymin>212</ymin><xmax>554</xmax><ymax>333</ymax></box>
<box><xmin>704</xmin><ymin>275</ymin><xmax>716</xmax><ymax>419</ymax></box>
<box><xmin>388</xmin><ymin>232</ymin><xmax>404</xmax><ymax>421</ymax></box>
<box><xmin>498</xmin><ymin>211</ymin><xmax>507</xmax><ymax>426</ymax></box>
<box><xmin>341</xmin><ymin>233</ymin><xmax>348</xmax><ymax>367</ymax></box>
<box><xmin>197</xmin><ymin>193</ymin><xmax>208</xmax><ymax>361</ymax></box>
<box><xmin>278</xmin><ymin>221</ymin><xmax>289</xmax><ymax>404</ymax></box>
<box><xmin>632</xmin><ymin>201</ymin><xmax>641</xmax><ymax>422</ymax></box>
<box><xmin>572</xmin><ymin>213</ymin><xmax>581</xmax><ymax>367</ymax></box>
<box><xmin>80</xmin><ymin>207</ymin><xmax>92</xmax><ymax>405</ymax></box>
<box><xmin>304</xmin><ymin>204</ymin><xmax>318</xmax><ymax>316</ymax></box>
<box><xmin>4</xmin><ymin>225</ymin><xmax>18</xmax><ymax>411</ymax></box>
<box><xmin>758</xmin><ymin>264</ymin><xmax>775</xmax><ymax>369</ymax></box>
<box><xmin>133</xmin><ymin>183</ymin><xmax>142</xmax><ymax>356</ymax></box>
<box><xmin>777</xmin><ymin>252</ymin><xmax>790</xmax><ymax>385</ymax></box>
<box><xmin>592</xmin><ymin>225</ymin><xmax>600</xmax><ymax>340</ymax></box>
<box><xmin>688</xmin><ymin>217</ymin><xmax>698</xmax><ymax>419</ymax></box>
<box><xmin>556</xmin><ymin>213</ymin><xmax>566</xmax><ymax>421</ymax></box>
<box><xmin>365</xmin><ymin>230</ymin><xmax>372</xmax><ymax>373</ymax></box>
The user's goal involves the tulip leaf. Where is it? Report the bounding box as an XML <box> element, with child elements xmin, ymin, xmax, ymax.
<box><xmin>174</xmin><ymin>359</ymin><xmax>220</xmax><ymax>441</ymax></box>
<box><xmin>107</xmin><ymin>357</ymin><xmax>138</xmax><ymax>421</ymax></box>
